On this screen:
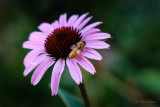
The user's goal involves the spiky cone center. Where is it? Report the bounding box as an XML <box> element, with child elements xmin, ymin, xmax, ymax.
<box><xmin>44</xmin><ymin>27</ymin><xmax>82</xmax><ymax>59</ymax></box>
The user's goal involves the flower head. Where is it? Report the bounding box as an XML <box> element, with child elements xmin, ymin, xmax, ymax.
<box><xmin>23</xmin><ymin>13</ymin><xmax>111</xmax><ymax>96</ymax></box>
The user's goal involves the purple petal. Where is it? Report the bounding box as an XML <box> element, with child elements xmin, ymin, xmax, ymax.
<box><xmin>82</xmin><ymin>47</ymin><xmax>102</xmax><ymax>60</ymax></box>
<box><xmin>75</xmin><ymin>55</ymin><xmax>96</xmax><ymax>74</ymax></box>
<box><xmin>51</xmin><ymin>59</ymin><xmax>65</xmax><ymax>96</ymax></box>
<box><xmin>29</xmin><ymin>31</ymin><xmax>46</xmax><ymax>41</ymax></box>
<box><xmin>73</xmin><ymin>13</ymin><xmax>89</xmax><ymax>28</ymax></box>
<box><xmin>59</xmin><ymin>13</ymin><xmax>67</xmax><ymax>27</ymax></box>
<box><xmin>23</xmin><ymin>41</ymin><xmax>44</xmax><ymax>49</ymax></box>
<box><xmin>80</xmin><ymin>22</ymin><xmax>102</xmax><ymax>34</ymax></box>
<box><xmin>24</xmin><ymin>49</ymin><xmax>45</xmax><ymax>67</ymax></box>
<box><xmin>82</xmin><ymin>28</ymin><xmax>101</xmax><ymax>36</ymax></box>
<box><xmin>78</xmin><ymin>16</ymin><xmax>93</xmax><ymax>30</ymax></box>
<box><xmin>31</xmin><ymin>57</ymin><xmax>55</xmax><ymax>85</ymax></box>
<box><xmin>23</xmin><ymin>54</ymin><xmax>48</xmax><ymax>76</ymax></box>
<box><xmin>82</xmin><ymin>33</ymin><xmax>111</xmax><ymax>41</ymax></box>
<box><xmin>67</xmin><ymin>15</ymin><xmax>79</xmax><ymax>26</ymax></box>
<box><xmin>38</xmin><ymin>23</ymin><xmax>54</xmax><ymax>35</ymax></box>
<box><xmin>86</xmin><ymin>41</ymin><xmax>110</xmax><ymax>49</ymax></box>
<box><xmin>51</xmin><ymin>20</ymin><xmax>59</xmax><ymax>29</ymax></box>
<box><xmin>66</xmin><ymin>57</ymin><xmax>82</xmax><ymax>84</ymax></box>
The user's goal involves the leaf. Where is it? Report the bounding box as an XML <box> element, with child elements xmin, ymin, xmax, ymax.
<box><xmin>136</xmin><ymin>69</ymin><xmax>160</xmax><ymax>98</ymax></box>
<box><xmin>58</xmin><ymin>88</ymin><xmax>84</xmax><ymax>107</ymax></box>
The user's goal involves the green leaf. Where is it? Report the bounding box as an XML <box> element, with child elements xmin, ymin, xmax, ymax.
<box><xmin>58</xmin><ymin>88</ymin><xmax>84</xmax><ymax>107</ymax></box>
<box><xmin>137</xmin><ymin>69</ymin><xmax>160</xmax><ymax>98</ymax></box>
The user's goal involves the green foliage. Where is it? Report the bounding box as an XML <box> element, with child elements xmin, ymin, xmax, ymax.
<box><xmin>137</xmin><ymin>69</ymin><xmax>160</xmax><ymax>99</ymax></box>
<box><xmin>58</xmin><ymin>88</ymin><xmax>84</xmax><ymax>107</ymax></box>
<box><xmin>0</xmin><ymin>0</ymin><xmax>160</xmax><ymax>106</ymax></box>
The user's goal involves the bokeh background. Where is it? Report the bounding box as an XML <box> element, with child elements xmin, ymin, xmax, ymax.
<box><xmin>0</xmin><ymin>0</ymin><xmax>160</xmax><ymax>107</ymax></box>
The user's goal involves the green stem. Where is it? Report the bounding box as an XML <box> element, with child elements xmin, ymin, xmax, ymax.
<box><xmin>79</xmin><ymin>82</ymin><xmax>90</xmax><ymax>107</ymax></box>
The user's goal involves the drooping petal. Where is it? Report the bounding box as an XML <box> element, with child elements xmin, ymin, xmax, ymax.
<box><xmin>38</xmin><ymin>23</ymin><xmax>54</xmax><ymax>35</ymax></box>
<box><xmin>29</xmin><ymin>31</ymin><xmax>46</xmax><ymax>41</ymax></box>
<box><xmin>82</xmin><ymin>28</ymin><xmax>101</xmax><ymax>36</ymax></box>
<box><xmin>59</xmin><ymin>13</ymin><xmax>67</xmax><ymax>27</ymax></box>
<box><xmin>81</xmin><ymin>47</ymin><xmax>102</xmax><ymax>60</ymax></box>
<box><xmin>51</xmin><ymin>59</ymin><xmax>65</xmax><ymax>96</ymax></box>
<box><xmin>78</xmin><ymin>16</ymin><xmax>93</xmax><ymax>30</ymax></box>
<box><xmin>82</xmin><ymin>33</ymin><xmax>111</xmax><ymax>41</ymax></box>
<box><xmin>51</xmin><ymin>20</ymin><xmax>60</xmax><ymax>29</ymax></box>
<box><xmin>75</xmin><ymin>55</ymin><xmax>96</xmax><ymax>75</ymax></box>
<box><xmin>23</xmin><ymin>41</ymin><xmax>44</xmax><ymax>49</ymax></box>
<box><xmin>80</xmin><ymin>22</ymin><xmax>102</xmax><ymax>34</ymax></box>
<box><xmin>24</xmin><ymin>49</ymin><xmax>45</xmax><ymax>67</ymax></box>
<box><xmin>67</xmin><ymin>15</ymin><xmax>79</xmax><ymax>26</ymax></box>
<box><xmin>23</xmin><ymin>54</ymin><xmax>48</xmax><ymax>76</ymax></box>
<box><xmin>85</xmin><ymin>40</ymin><xmax>110</xmax><ymax>49</ymax></box>
<box><xmin>66</xmin><ymin>57</ymin><xmax>82</xmax><ymax>84</ymax></box>
<box><xmin>31</xmin><ymin>57</ymin><xmax>55</xmax><ymax>85</ymax></box>
<box><xmin>73</xmin><ymin>12</ymin><xmax>89</xmax><ymax>28</ymax></box>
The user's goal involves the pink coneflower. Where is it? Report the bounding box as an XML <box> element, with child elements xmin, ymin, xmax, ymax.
<box><xmin>23</xmin><ymin>13</ymin><xmax>111</xmax><ymax>96</ymax></box>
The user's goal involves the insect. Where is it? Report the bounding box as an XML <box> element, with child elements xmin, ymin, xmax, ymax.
<box><xmin>69</xmin><ymin>41</ymin><xmax>86</xmax><ymax>58</ymax></box>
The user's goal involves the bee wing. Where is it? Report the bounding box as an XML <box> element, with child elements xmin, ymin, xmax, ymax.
<box><xmin>70</xmin><ymin>44</ymin><xmax>76</xmax><ymax>50</ymax></box>
<box><xmin>77</xmin><ymin>50</ymin><xmax>81</xmax><ymax>54</ymax></box>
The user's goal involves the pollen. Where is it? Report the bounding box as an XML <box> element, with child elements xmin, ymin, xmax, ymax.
<box><xmin>44</xmin><ymin>27</ymin><xmax>82</xmax><ymax>59</ymax></box>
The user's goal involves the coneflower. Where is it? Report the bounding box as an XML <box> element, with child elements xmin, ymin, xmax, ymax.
<box><xmin>23</xmin><ymin>13</ymin><xmax>111</xmax><ymax>96</ymax></box>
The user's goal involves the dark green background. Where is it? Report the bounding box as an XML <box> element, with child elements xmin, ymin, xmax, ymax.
<box><xmin>0</xmin><ymin>0</ymin><xmax>160</xmax><ymax>107</ymax></box>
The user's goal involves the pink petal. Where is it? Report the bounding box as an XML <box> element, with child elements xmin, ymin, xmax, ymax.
<box><xmin>73</xmin><ymin>12</ymin><xmax>89</xmax><ymax>28</ymax></box>
<box><xmin>86</xmin><ymin>41</ymin><xmax>110</xmax><ymax>49</ymax></box>
<box><xmin>59</xmin><ymin>13</ymin><xmax>67</xmax><ymax>27</ymax></box>
<box><xmin>75</xmin><ymin>55</ymin><xmax>96</xmax><ymax>75</ymax></box>
<box><xmin>23</xmin><ymin>41</ymin><xmax>44</xmax><ymax>49</ymax></box>
<box><xmin>66</xmin><ymin>57</ymin><xmax>82</xmax><ymax>84</ymax></box>
<box><xmin>51</xmin><ymin>59</ymin><xmax>65</xmax><ymax>96</ymax></box>
<box><xmin>78</xmin><ymin>16</ymin><xmax>93</xmax><ymax>30</ymax></box>
<box><xmin>82</xmin><ymin>33</ymin><xmax>111</xmax><ymax>41</ymax></box>
<box><xmin>67</xmin><ymin>15</ymin><xmax>79</xmax><ymax>26</ymax></box>
<box><xmin>82</xmin><ymin>28</ymin><xmax>101</xmax><ymax>36</ymax></box>
<box><xmin>80</xmin><ymin>22</ymin><xmax>102</xmax><ymax>34</ymax></box>
<box><xmin>31</xmin><ymin>57</ymin><xmax>55</xmax><ymax>85</ymax></box>
<box><xmin>38</xmin><ymin>23</ymin><xmax>54</xmax><ymax>35</ymax></box>
<box><xmin>23</xmin><ymin>54</ymin><xmax>47</xmax><ymax>76</ymax></box>
<box><xmin>29</xmin><ymin>31</ymin><xmax>46</xmax><ymax>41</ymax></box>
<box><xmin>24</xmin><ymin>49</ymin><xmax>45</xmax><ymax>67</ymax></box>
<box><xmin>51</xmin><ymin>20</ymin><xmax>60</xmax><ymax>29</ymax></box>
<box><xmin>82</xmin><ymin>47</ymin><xmax>102</xmax><ymax>60</ymax></box>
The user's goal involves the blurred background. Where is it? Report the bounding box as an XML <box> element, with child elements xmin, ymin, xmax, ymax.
<box><xmin>0</xmin><ymin>0</ymin><xmax>160</xmax><ymax>107</ymax></box>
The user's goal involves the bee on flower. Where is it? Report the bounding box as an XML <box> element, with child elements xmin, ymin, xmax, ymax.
<box><xmin>69</xmin><ymin>41</ymin><xmax>86</xmax><ymax>58</ymax></box>
<box><xmin>23</xmin><ymin>13</ymin><xmax>111</xmax><ymax>96</ymax></box>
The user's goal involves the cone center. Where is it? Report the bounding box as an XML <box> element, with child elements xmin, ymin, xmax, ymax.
<box><xmin>44</xmin><ymin>27</ymin><xmax>82</xmax><ymax>59</ymax></box>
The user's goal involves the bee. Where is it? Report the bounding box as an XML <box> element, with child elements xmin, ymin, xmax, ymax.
<box><xmin>69</xmin><ymin>41</ymin><xmax>86</xmax><ymax>58</ymax></box>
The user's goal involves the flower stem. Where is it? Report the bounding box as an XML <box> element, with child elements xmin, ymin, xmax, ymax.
<box><xmin>79</xmin><ymin>82</ymin><xmax>90</xmax><ymax>107</ymax></box>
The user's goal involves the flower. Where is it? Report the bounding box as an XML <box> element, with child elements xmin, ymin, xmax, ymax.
<box><xmin>23</xmin><ymin>13</ymin><xmax>111</xmax><ymax>96</ymax></box>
